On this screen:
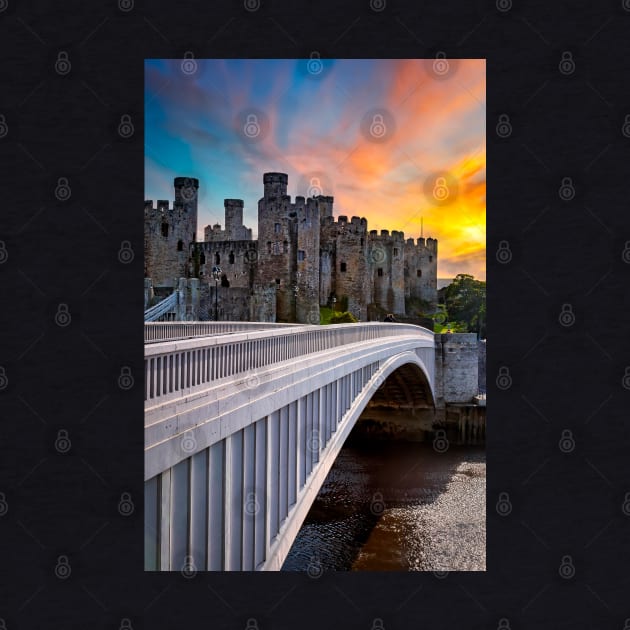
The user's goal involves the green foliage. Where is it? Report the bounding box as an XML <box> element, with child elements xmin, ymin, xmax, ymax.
<box><xmin>442</xmin><ymin>274</ymin><xmax>486</xmax><ymax>337</ymax></box>
<box><xmin>329</xmin><ymin>311</ymin><xmax>358</xmax><ymax>324</ymax></box>
<box><xmin>319</xmin><ymin>307</ymin><xmax>333</xmax><ymax>325</ymax></box>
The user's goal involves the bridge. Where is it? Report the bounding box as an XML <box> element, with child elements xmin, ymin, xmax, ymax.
<box><xmin>144</xmin><ymin>321</ymin><xmax>436</xmax><ymax>571</ymax></box>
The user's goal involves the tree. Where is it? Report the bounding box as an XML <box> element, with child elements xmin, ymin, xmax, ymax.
<box><xmin>443</xmin><ymin>274</ymin><xmax>486</xmax><ymax>338</ymax></box>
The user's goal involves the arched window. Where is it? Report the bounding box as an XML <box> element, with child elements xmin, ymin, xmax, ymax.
<box><xmin>229</xmin><ymin>251</ymin><xmax>235</xmax><ymax>264</ymax></box>
<box><xmin>274</xmin><ymin>223</ymin><xmax>281</xmax><ymax>234</ymax></box>
<box><xmin>283</xmin><ymin>240</ymin><xmax>288</xmax><ymax>254</ymax></box>
<box><xmin>267</xmin><ymin>241</ymin><xmax>272</xmax><ymax>254</ymax></box>
<box><xmin>215</xmin><ymin>252</ymin><xmax>220</xmax><ymax>264</ymax></box>
<box><xmin>177</xmin><ymin>240</ymin><xmax>183</xmax><ymax>251</ymax></box>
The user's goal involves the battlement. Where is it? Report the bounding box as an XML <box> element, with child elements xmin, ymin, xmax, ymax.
<box><xmin>405</xmin><ymin>236</ymin><xmax>438</xmax><ymax>251</ymax></box>
<box><xmin>263</xmin><ymin>172</ymin><xmax>288</xmax><ymax>185</ymax></box>
<box><xmin>174</xmin><ymin>177</ymin><xmax>199</xmax><ymax>189</ymax></box>
<box><xmin>224</xmin><ymin>199</ymin><xmax>244</xmax><ymax>207</ymax></box>
<box><xmin>369</xmin><ymin>229</ymin><xmax>405</xmax><ymax>242</ymax></box>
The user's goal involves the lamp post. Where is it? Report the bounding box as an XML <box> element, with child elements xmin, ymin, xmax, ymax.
<box><xmin>331</xmin><ymin>296</ymin><xmax>336</xmax><ymax>313</ymax></box>
<box><xmin>293</xmin><ymin>284</ymin><xmax>299</xmax><ymax>322</ymax></box>
<box><xmin>212</xmin><ymin>265</ymin><xmax>221</xmax><ymax>321</ymax></box>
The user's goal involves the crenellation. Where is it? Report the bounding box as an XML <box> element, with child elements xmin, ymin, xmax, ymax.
<box><xmin>145</xmin><ymin>171</ymin><xmax>438</xmax><ymax>322</ymax></box>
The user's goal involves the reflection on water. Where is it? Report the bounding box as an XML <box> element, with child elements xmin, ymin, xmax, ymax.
<box><xmin>281</xmin><ymin>440</ymin><xmax>485</xmax><ymax>571</ymax></box>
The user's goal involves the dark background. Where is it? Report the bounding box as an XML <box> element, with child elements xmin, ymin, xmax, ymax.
<box><xmin>1</xmin><ymin>0</ymin><xmax>630</xmax><ymax>628</ymax></box>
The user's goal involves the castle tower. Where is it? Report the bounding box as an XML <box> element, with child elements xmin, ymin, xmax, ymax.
<box><xmin>263</xmin><ymin>172</ymin><xmax>288</xmax><ymax>199</ymax></box>
<box><xmin>368</xmin><ymin>229</ymin><xmax>406</xmax><ymax>316</ymax></box>
<box><xmin>144</xmin><ymin>177</ymin><xmax>199</xmax><ymax>286</ymax></box>
<box><xmin>404</xmin><ymin>235</ymin><xmax>438</xmax><ymax>308</ymax></box>
<box><xmin>256</xmin><ymin>172</ymin><xmax>294</xmax><ymax>322</ymax></box>
<box><xmin>295</xmin><ymin>197</ymin><xmax>320</xmax><ymax>324</ymax></box>
<box><xmin>224</xmin><ymin>199</ymin><xmax>244</xmax><ymax>239</ymax></box>
<box><xmin>173</xmin><ymin>176</ymin><xmax>199</xmax><ymax>243</ymax></box>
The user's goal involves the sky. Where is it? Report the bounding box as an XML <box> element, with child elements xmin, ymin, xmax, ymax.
<box><xmin>145</xmin><ymin>59</ymin><xmax>486</xmax><ymax>280</ymax></box>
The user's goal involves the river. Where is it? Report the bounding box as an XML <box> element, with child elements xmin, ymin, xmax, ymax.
<box><xmin>281</xmin><ymin>438</ymin><xmax>486</xmax><ymax>571</ymax></box>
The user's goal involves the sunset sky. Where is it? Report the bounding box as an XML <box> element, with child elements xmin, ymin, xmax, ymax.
<box><xmin>145</xmin><ymin>59</ymin><xmax>485</xmax><ymax>280</ymax></box>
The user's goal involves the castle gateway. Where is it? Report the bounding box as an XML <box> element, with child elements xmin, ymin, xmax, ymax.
<box><xmin>144</xmin><ymin>173</ymin><xmax>437</xmax><ymax>323</ymax></box>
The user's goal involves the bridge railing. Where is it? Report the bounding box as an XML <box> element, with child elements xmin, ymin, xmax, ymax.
<box><xmin>144</xmin><ymin>322</ymin><xmax>434</xmax><ymax>404</ymax></box>
<box><xmin>144</xmin><ymin>291</ymin><xmax>178</xmax><ymax>322</ymax></box>
<box><xmin>145</xmin><ymin>321</ymin><xmax>300</xmax><ymax>343</ymax></box>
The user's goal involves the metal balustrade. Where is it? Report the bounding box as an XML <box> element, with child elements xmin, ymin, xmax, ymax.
<box><xmin>144</xmin><ymin>322</ymin><xmax>434</xmax><ymax>404</ymax></box>
<box><xmin>145</xmin><ymin>321</ymin><xmax>300</xmax><ymax>343</ymax></box>
<box><xmin>144</xmin><ymin>291</ymin><xmax>179</xmax><ymax>322</ymax></box>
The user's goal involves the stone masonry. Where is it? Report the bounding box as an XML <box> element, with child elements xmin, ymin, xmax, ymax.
<box><xmin>144</xmin><ymin>173</ymin><xmax>438</xmax><ymax>322</ymax></box>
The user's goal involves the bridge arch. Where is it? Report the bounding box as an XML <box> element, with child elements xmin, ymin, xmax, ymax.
<box><xmin>144</xmin><ymin>322</ymin><xmax>435</xmax><ymax>571</ymax></box>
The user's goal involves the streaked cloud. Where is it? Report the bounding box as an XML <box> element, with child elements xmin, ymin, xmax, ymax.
<box><xmin>145</xmin><ymin>59</ymin><xmax>486</xmax><ymax>280</ymax></box>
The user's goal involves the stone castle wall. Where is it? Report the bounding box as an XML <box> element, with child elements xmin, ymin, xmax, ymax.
<box><xmin>145</xmin><ymin>173</ymin><xmax>438</xmax><ymax>322</ymax></box>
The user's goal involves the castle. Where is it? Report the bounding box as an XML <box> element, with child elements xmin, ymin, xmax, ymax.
<box><xmin>144</xmin><ymin>173</ymin><xmax>438</xmax><ymax>323</ymax></box>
